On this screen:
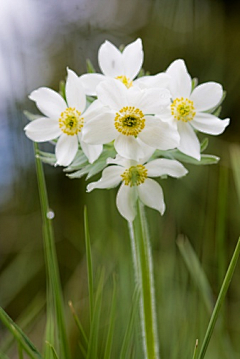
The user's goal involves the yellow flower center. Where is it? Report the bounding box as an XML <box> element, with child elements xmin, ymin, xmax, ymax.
<box><xmin>121</xmin><ymin>164</ymin><xmax>148</xmax><ymax>187</ymax></box>
<box><xmin>59</xmin><ymin>107</ymin><xmax>84</xmax><ymax>136</ymax></box>
<box><xmin>115</xmin><ymin>75</ymin><xmax>133</xmax><ymax>89</ymax></box>
<box><xmin>115</xmin><ymin>106</ymin><xmax>145</xmax><ymax>136</ymax></box>
<box><xmin>171</xmin><ymin>97</ymin><xmax>196</xmax><ymax>122</ymax></box>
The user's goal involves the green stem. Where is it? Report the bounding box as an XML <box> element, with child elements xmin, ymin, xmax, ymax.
<box><xmin>129</xmin><ymin>201</ymin><xmax>160</xmax><ymax>359</ymax></box>
<box><xmin>198</xmin><ymin>237</ymin><xmax>240</xmax><ymax>359</ymax></box>
<box><xmin>34</xmin><ymin>143</ymin><xmax>70</xmax><ymax>359</ymax></box>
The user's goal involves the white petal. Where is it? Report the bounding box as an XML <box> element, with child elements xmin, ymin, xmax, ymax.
<box><xmin>133</xmin><ymin>88</ymin><xmax>171</xmax><ymax>114</ymax></box>
<box><xmin>24</xmin><ymin>117</ymin><xmax>61</xmax><ymax>142</ymax></box>
<box><xmin>96</xmin><ymin>79</ymin><xmax>127</xmax><ymax>110</ymax></box>
<box><xmin>191</xmin><ymin>113</ymin><xmax>230</xmax><ymax>135</ymax></box>
<box><xmin>116</xmin><ymin>184</ymin><xmax>137</xmax><ymax>222</ymax></box>
<box><xmin>114</xmin><ymin>135</ymin><xmax>145</xmax><ymax>161</ymax></box>
<box><xmin>65</xmin><ymin>68</ymin><xmax>86</xmax><ymax>111</ymax></box>
<box><xmin>29</xmin><ymin>88</ymin><xmax>66</xmax><ymax>120</ymax></box>
<box><xmin>190</xmin><ymin>82</ymin><xmax>223</xmax><ymax>111</ymax></box>
<box><xmin>137</xmin><ymin>179</ymin><xmax>165</xmax><ymax>215</ymax></box>
<box><xmin>80</xmin><ymin>140</ymin><xmax>103</xmax><ymax>164</ymax></box>
<box><xmin>166</xmin><ymin>59</ymin><xmax>192</xmax><ymax>99</ymax></box>
<box><xmin>145</xmin><ymin>158</ymin><xmax>188</xmax><ymax>178</ymax></box>
<box><xmin>134</xmin><ymin>73</ymin><xmax>171</xmax><ymax>90</ymax></box>
<box><xmin>87</xmin><ymin>166</ymin><xmax>123</xmax><ymax>192</ymax></box>
<box><xmin>98</xmin><ymin>40</ymin><xmax>123</xmax><ymax>77</ymax></box>
<box><xmin>139</xmin><ymin>116</ymin><xmax>180</xmax><ymax>150</ymax></box>
<box><xmin>79</xmin><ymin>73</ymin><xmax>105</xmax><ymax>96</ymax></box>
<box><xmin>107</xmin><ymin>156</ymin><xmax>135</xmax><ymax>169</ymax></box>
<box><xmin>55</xmin><ymin>134</ymin><xmax>78</xmax><ymax>166</ymax></box>
<box><xmin>177</xmin><ymin>121</ymin><xmax>200</xmax><ymax>160</ymax></box>
<box><xmin>122</xmin><ymin>38</ymin><xmax>143</xmax><ymax>79</ymax></box>
<box><xmin>82</xmin><ymin>112</ymin><xmax>116</xmax><ymax>144</ymax></box>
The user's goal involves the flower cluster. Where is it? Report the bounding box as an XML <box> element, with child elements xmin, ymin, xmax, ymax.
<box><xmin>25</xmin><ymin>39</ymin><xmax>229</xmax><ymax>221</ymax></box>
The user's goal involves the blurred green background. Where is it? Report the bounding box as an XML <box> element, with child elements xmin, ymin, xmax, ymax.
<box><xmin>1</xmin><ymin>0</ymin><xmax>240</xmax><ymax>358</ymax></box>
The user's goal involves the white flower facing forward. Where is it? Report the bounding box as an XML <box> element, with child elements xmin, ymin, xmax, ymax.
<box><xmin>79</xmin><ymin>38</ymin><xmax>144</xmax><ymax>95</ymax></box>
<box><xmin>87</xmin><ymin>155</ymin><xmax>188</xmax><ymax>222</ymax></box>
<box><xmin>82</xmin><ymin>79</ymin><xmax>180</xmax><ymax>161</ymax></box>
<box><xmin>164</xmin><ymin>59</ymin><xmax>230</xmax><ymax>160</ymax></box>
<box><xmin>24</xmin><ymin>69</ymin><xmax>103</xmax><ymax>166</ymax></box>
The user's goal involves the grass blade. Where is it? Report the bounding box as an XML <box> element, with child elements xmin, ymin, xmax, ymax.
<box><xmin>177</xmin><ymin>235</ymin><xmax>213</xmax><ymax>314</ymax></box>
<box><xmin>120</xmin><ymin>285</ymin><xmax>140</xmax><ymax>359</ymax></box>
<box><xmin>86</xmin><ymin>269</ymin><xmax>104</xmax><ymax>359</ymax></box>
<box><xmin>103</xmin><ymin>275</ymin><xmax>117</xmax><ymax>359</ymax></box>
<box><xmin>198</xmin><ymin>237</ymin><xmax>240</xmax><ymax>359</ymax></box>
<box><xmin>68</xmin><ymin>301</ymin><xmax>88</xmax><ymax>348</ymax></box>
<box><xmin>0</xmin><ymin>307</ymin><xmax>42</xmax><ymax>359</ymax></box>
<box><xmin>34</xmin><ymin>143</ymin><xmax>70</xmax><ymax>359</ymax></box>
<box><xmin>84</xmin><ymin>206</ymin><xmax>94</xmax><ymax>322</ymax></box>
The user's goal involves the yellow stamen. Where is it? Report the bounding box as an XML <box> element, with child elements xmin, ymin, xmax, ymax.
<box><xmin>115</xmin><ymin>75</ymin><xmax>133</xmax><ymax>89</ymax></box>
<box><xmin>121</xmin><ymin>164</ymin><xmax>148</xmax><ymax>187</ymax></box>
<box><xmin>171</xmin><ymin>97</ymin><xmax>196</xmax><ymax>122</ymax></box>
<box><xmin>115</xmin><ymin>106</ymin><xmax>145</xmax><ymax>136</ymax></box>
<box><xmin>59</xmin><ymin>107</ymin><xmax>84</xmax><ymax>136</ymax></box>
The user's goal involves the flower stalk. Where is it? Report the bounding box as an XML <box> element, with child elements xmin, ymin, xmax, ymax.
<box><xmin>129</xmin><ymin>201</ymin><xmax>159</xmax><ymax>359</ymax></box>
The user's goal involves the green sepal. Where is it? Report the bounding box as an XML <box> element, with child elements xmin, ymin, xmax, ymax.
<box><xmin>191</xmin><ymin>77</ymin><xmax>198</xmax><ymax>91</ymax></box>
<box><xmin>24</xmin><ymin>111</ymin><xmax>41</xmax><ymax>121</ymax></box>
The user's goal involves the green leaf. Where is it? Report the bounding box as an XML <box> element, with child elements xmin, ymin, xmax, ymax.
<box><xmin>86</xmin><ymin>59</ymin><xmax>96</xmax><ymax>73</ymax></box>
<box><xmin>103</xmin><ymin>275</ymin><xmax>117</xmax><ymax>359</ymax></box>
<box><xmin>59</xmin><ymin>80</ymin><xmax>66</xmax><ymax>102</ymax></box>
<box><xmin>0</xmin><ymin>307</ymin><xmax>42</xmax><ymax>359</ymax></box>
<box><xmin>84</xmin><ymin>206</ymin><xmax>94</xmax><ymax>323</ymax></box>
<box><xmin>86</xmin><ymin>270</ymin><xmax>105</xmax><ymax>359</ymax></box>
<box><xmin>120</xmin><ymin>286</ymin><xmax>140</xmax><ymax>359</ymax></box>
<box><xmin>198</xmin><ymin>237</ymin><xmax>240</xmax><ymax>359</ymax></box>
<box><xmin>177</xmin><ymin>236</ymin><xmax>213</xmax><ymax>314</ymax></box>
<box><xmin>34</xmin><ymin>143</ymin><xmax>70</xmax><ymax>359</ymax></box>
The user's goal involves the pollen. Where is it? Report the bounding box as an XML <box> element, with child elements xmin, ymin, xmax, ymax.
<box><xmin>121</xmin><ymin>164</ymin><xmax>148</xmax><ymax>187</ymax></box>
<box><xmin>115</xmin><ymin>106</ymin><xmax>145</xmax><ymax>136</ymax></box>
<box><xmin>171</xmin><ymin>98</ymin><xmax>196</xmax><ymax>122</ymax></box>
<box><xmin>115</xmin><ymin>75</ymin><xmax>133</xmax><ymax>89</ymax></box>
<box><xmin>59</xmin><ymin>107</ymin><xmax>84</xmax><ymax>136</ymax></box>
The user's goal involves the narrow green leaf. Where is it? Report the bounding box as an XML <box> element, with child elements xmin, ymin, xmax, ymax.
<box><xmin>0</xmin><ymin>307</ymin><xmax>42</xmax><ymax>359</ymax></box>
<box><xmin>177</xmin><ymin>235</ymin><xmax>213</xmax><ymax>314</ymax></box>
<box><xmin>34</xmin><ymin>143</ymin><xmax>70</xmax><ymax>359</ymax></box>
<box><xmin>86</xmin><ymin>270</ymin><xmax>105</xmax><ymax>359</ymax></box>
<box><xmin>230</xmin><ymin>144</ymin><xmax>240</xmax><ymax>204</ymax></box>
<box><xmin>103</xmin><ymin>275</ymin><xmax>117</xmax><ymax>359</ymax></box>
<box><xmin>68</xmin><ymin>301</ymin><xmax>88</xmax><ymax>348</ymax></box>
<box><xmin>86</xmin><ymin>59</ymin><xmax>96</xmax><ymax>73</ymax></box>
<box><xmin>18</xmin><ymin>343</ymin><xmax>24</xmax><ymax>359</ymax></box>
<box><xmin>84</xmin><ymin>206</ymin><xmax>94</xmax><ymax>322</ymax></box>
<box><xmin>45</xmin><ymin>342</ymin><xmax>59</xmax><ymax>359</ymax></box>
<box><xmin>198</xmin><ymin>237</ymin><xmax>240</xmax><ymax>359</ymax></box>
<box><xmin>0</xmin><ymin>294</ymin><xmax>45</xmax><ymax>354</ymax></box>
<box><xmin>120</xmin><ymin>285</ymin><xmax>140</xmax><ymax>359</ymax></box>
<box><xmin>192</xmin><ymin>339</ymin><xmax>199</xmax><ymax>359</ymax></box>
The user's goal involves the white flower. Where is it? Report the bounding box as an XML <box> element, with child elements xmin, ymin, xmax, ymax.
<box><xmin>82</xmin><ymin>78</ymin><xmax>180</xmax><ymax>161</ymax></box>
<box><xmin>87</xmin><ymin>155</ymin><xmax>188</xmax><ymax>222</ymax></box>
<box><xmin>79</xmin><ymin>38</ymin><xmax>144</xmax><ymax>95</ymax></box>
<box><xmin>164</xmin><ymin>59</ymin><xmax>230</xmax><ymax>160</ymax></box>
<box><xmin>24</xmin><ymin>69</ymin><xmax>103</xmax><ymax>166</ymax></box>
